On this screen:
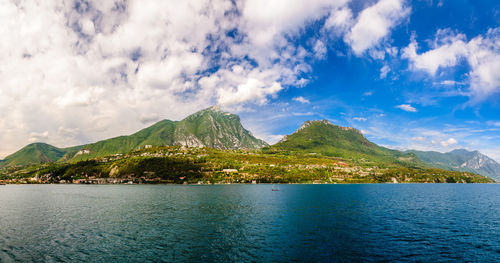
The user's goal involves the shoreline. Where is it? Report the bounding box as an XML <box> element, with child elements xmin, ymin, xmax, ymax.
<box><xmin>0</xmin><ymin>182</ymin><xmax>496</xmax><ymax>185</ymax></box>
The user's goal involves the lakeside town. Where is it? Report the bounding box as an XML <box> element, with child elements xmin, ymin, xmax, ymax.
<box><xmin>1</xmin><ymin>145</ymin><xmax>492</xmax><ymax>185</ymax></box>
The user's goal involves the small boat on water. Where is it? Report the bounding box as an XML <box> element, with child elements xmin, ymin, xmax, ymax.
<box><xmin>272</xmin><ymin>184</ymin><xmax>279</xmax><ymax>191</ymax></box>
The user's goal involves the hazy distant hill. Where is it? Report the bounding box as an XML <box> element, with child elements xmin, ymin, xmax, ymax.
<box><xmin>408</xmin><ymin>149</ymin><xmax>500</xmax><ymax>181</ymax></box>
<box><xmin>267</xmin><ymin>120</ymin><xmax>421</xmax><ymax>167</ymax></box>
<box><xmin>0</xmin><ymin>106</ymin><xmax>267</xmax><ymax>166</ymax></box>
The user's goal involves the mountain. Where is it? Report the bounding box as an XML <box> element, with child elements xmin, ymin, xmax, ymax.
<box><xmin>1</xmin><ymin>106</ymin><xmax>268</xmax><ymax>166</ymax></box>
<box><xmin>173</xmin><ymin>106</ymin><xmax>267</xmax><ymax>149</ymax></box>
<box><xmin>1</xmin><ymin>143</ymin><xmax>70</xmax><ymax>167</ymax></box>
<box><xmin>65</xmin><ymin>119</ymin><xmax>178</xmax><ymax>161</ymax></box>
<box><xmin>408</xmin><ymin>149</ymin><xmax>500</xmax><ymax>181</ymax></box>
<box><xmin>268</xmin><ymin>120</ymin><xmax>421</xmax><ymax>166</ymax></box>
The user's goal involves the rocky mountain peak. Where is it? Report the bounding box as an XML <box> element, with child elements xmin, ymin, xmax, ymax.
<box><xmin>207</xmin><ymin>105</ymin><xmax>222</xmax><ymax>112</ymax></box>
<box><xmin>298</xmin><ymin>120</ymin><xmax>333</xmax><ymax>131</ymax></box>
<box><xmin>409</xmin><ymin>148</ymin><xmax>500</xmax><ymax>182</ymax></box>
<box><xmin>460</xmin><ymin>151</ymin><xmax>496</xmax><ymax>169</ymax></box>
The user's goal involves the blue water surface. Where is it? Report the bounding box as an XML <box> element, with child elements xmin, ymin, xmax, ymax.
<box><xmin>0</xmin><ymin>184</ymin><xmax>498</xmax><ymax>262</ymax></box>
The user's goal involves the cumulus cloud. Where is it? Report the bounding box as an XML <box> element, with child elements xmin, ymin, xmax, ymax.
<box><xmin>396</xmin><ymin>104</ymin><xmax>417</xmax><ymax>112</ymax></box>
<box><xmin>0</xmin><ymin>0</ymin><xmax>358</xmax><ymax>157</ymax></box>
<box><xmin>322</xmin><ymin>0</ymin><xmax>410</xmax><ymax>56</ymax></box>
<box><xmin>0</xmin><ymin>0</ymin><xmax>418</xmax><ymax>158</ymax></box>
<box><xmin>440</xmin><ymin>138</ymin><xmax>458</xmax><ymax>147</ymax></box>
<box><xmin>293</xmin><ymin>96</ymin><xmax>310</xmax><ymax>104</ymax></box>
<box><xmin>403</xmin><ymin>30</ymin><xmax>468</xmax><ymax>75</ymax></box>
<box><xmin>345</xmin><ymin>0</ymin><xmax>410</xmax><ymax>55</ymax></box>
<box><xmin>353</xmin><ymin>117</ymin><xmax>367</xmax><ymax>121</ymax></box>
<box><xmin>403</xmin><ymin>28</ymin><xmax>500</xmax><ymax>100</ymax></box>
<box><xmin>324</xmin><ymin>6</ymin><xmax>353</xmax><ymax>35</ymax></box>
<box><xmin>218</xmin><ymin>79</ymin><xmax>282</xmax><ymax>105</ymax></box>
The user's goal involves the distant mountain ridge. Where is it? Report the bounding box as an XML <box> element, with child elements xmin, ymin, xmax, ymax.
<box><xmin>0</xmin><ymin>106</ymin><xmax>267</xmax><ymax>166</ymax></box>
<box><xmin>3</xmin><ymin>108</ymin><xmax>498</xmax><ymax>184</ymax></box>
<box><xmin>268</xmin><ymin>119</ymin><xmax>421</xmax><ymax>167</ymax></box>
<box><xmin>408</xmin><ymin>149</ymin><xmax>500</xmax><ymax>181</ymax></box>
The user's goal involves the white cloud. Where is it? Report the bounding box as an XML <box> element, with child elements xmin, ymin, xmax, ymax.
<box><xmin>345</xmin><ymin>0</ymin><xmax>410</xmax><ymax>55</ymax></box>
<box><xmin>360</xmin><ymin>129</ymin><xmax>370</xmax><ymax>135</ymax></box>
<box><xmin>396</xmin><ymin>104</ymin><xmax>417</xmax><ymax>112</ymax></box>
<box><xmin>353</xmin><ymin>117</ymin><xmax>367</xmax><ymax>121</ymax></box>
<box><xmin>240</xmin><ymin>0</ymin><xmax>348</xmax><ymax>65</ymax></box>
<box><xmin>380</xmin><ymin>65</ymin><xmax>390</xmax><ymax>78</ymax></box>
<box><xmin>293</xmin><ymin>96</ymin><xmax>310</xmax><ymax>104</ymax></box>
<box><xmin>138</xmin><ymin>114</ymin><xmax>160</xmax><ymax>124</ymax></box>
<box><xmin>321</xmin><ymin>0</ymin><xmax>410</xmax><ymax>57</ymax></box>
<box><xmin>440</xmin><ymin>138</ymin><xmax>458</xmax><ymax>147</ymax></box>
<box><xmin>487</xmin><ymin>121</ymin><xmax>500</xmax><ymax>127</ymax></box>
<box><xmin>439</xmin><ymin>80</ymin><xmax>465</xmax><ymax>86</ymax></box>
<box><xmin>28</xmin><ymin>131</ymin><xmax>49</xmax><ymax>143</ymax></box>
<box><xmin>466</xmin><ymin>29</ymin><xmax>500</xmax><ymax>99</ymax></box>
<box><xmin>403</xmin><ymin>28</ymin><xmax>500</xmax><ymax>100</ymax></box>
<box><xmin>260</xmin><ymin>134</ymin><xmax>285</xmax><ymax>145</ymax></box>
<box><xmin>58</xmin><ymin>127</ymin><xmax>79</xmax><ymax>138</ymax></box>
<box><xmin>1</xmin><ymin>0</ymin><xmax>360</xmax><ymax>157</ymax></box>
<box><xmin>402</xmin><ymin>30</ymin><xmax>468</xmax><ymax>75</ymax></box>
<box><xmin>324</xmin><ymin>6</ymin><xmax>353</xmax><ymax>35</ymax></box>
<box><xmin>79</xmin><ymin>18</ymin><xmax>95</xmax><ymax>36</ymax></box>
<box><xmin>313</xmin><ymin>40</ymin><xmax>327</xmax><ymax>59</ymax></box>
<box><xmin>412</xmin><ymin>136</ymin><xmax>426</xmax><ymax>141</ymax></box>
<box><xmin>218</xmin><ymin>79</ymin><xmax>282</xmax><ymax>105</ymax></box>
<box><xmin>0</xmin><ymin>0</ymin><xmax>426</xmax><ymax>158</ymax></box>
<box><xmin>291</xmin><ymin>112</ymin><xmax>315</xmax><ymax>116</ymax></box>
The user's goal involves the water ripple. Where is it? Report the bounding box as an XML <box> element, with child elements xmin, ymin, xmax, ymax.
<box><xmin>0</xmin><ymin>184</ymin><xmax>498</xmax><ymax>262</ymax></box>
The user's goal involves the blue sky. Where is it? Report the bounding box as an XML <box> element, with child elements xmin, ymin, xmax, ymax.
<box><xmin>239</xmin><ymin>0</ymin><xmax>500</xmax><ymax>161</ymax></box>
<box><xmin>0</xmin><ymin>0</ymin><xmax>499</xmax><ymax>161</ymax></box>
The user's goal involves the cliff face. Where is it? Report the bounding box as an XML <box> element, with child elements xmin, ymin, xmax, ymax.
<box><xmin>173</xmin><ymin>106</ymin><xmax>268</xmax><ymax>149</ymax></box>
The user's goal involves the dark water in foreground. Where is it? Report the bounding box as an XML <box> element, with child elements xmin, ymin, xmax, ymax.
<box><xmin>0</xmin><ymin>184</ymin><xmax>499</xmax><ymax>262</ymax></box>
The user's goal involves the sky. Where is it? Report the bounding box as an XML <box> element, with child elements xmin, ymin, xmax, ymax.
<box><xmin>0</xmin><ymin>0</ymin><xmax>499</xmax><ymax>161</ymax></box>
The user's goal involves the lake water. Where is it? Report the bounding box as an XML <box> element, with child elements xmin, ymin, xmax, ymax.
<box><xmin>0</xmin><ymin>184</ymin><xmax>498</xmax><ymax>262</ymax></box>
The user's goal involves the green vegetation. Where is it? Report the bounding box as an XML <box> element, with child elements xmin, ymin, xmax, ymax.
<box><xmin>0</xmin><ymin>143</ymin><xmax>69</xmax><ymax>167</ymax></box>
<box><xmin>408</xmin><ymin>149</ymin><xmax>500</xmax><ymax>182</ymax></box>
<box><xmin>67</xmin><ymin>119</ymin><xmax>178</xmax><ymax>161</ymax></box>
<box><xmin>0</xmin><ymin>110</ymin><xmax>496</xmax><ymax>184</ymax></box>
<box><xmin>0</xmin><ymin>106</ymin><xmax>267</xmax><ymax>167</ymax></box>
<box><xmin>266</xmin><ymin>120</ymin><xmax>422</xmax><ymax>167</ymax></box>
<box><xmin>0</xmin><ymin>146</ymin><xmax>493</xmax><ymax>184</ymax></box>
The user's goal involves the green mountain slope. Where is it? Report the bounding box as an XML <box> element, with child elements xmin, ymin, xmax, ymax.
<box><xmin>174</xmin><ymin>106</ymin><xmax>267</xmax><ymax>149</ymax></box>
<box><xmin>68</xmin><ymin>119</ymin><xmax>178</xmax><ymax>161</ymax></box>
<box><xmin>268</xmin><ymin>120</ymin><xmax>421</xmax><ymax>167</ymax></box>
<box><xmin>408</xmin><ymin>149</ymin><xmax>500</xmax><ymax>181</ymax></box>
<box><xmin>1</xmin><ymin>143</ymin><xmax>69</xmax><ymax>167</ymax></box>
<box><xmin>1</xmin><ymin>106</ymin><xmax>268</xmax><ymax>165</ymax></box>
<box><xmin>70</xmin><ymin>106</ymin><xmax>267</xmax><ymax>161</ymax></box>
